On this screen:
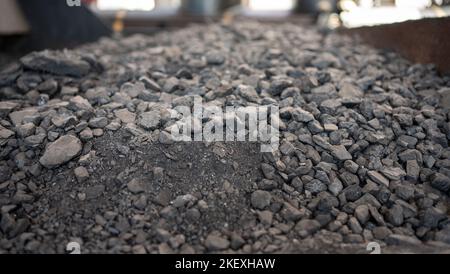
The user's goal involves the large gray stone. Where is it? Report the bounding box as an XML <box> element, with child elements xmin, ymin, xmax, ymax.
<box><xmin>21</xmin><ymin>50</ymin><xmax>91</xmax><ymax>77</ymax></box>
<box><xmin>39</xmin><ymin>135</ymin><xmax>82</xmax><ymax>168</ymax></box>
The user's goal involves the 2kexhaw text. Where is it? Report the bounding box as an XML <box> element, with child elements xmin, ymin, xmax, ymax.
<box><xmin>175</xmin><ymin>258</ymin><xmax>276</xmax><ymax>271</ymax></box>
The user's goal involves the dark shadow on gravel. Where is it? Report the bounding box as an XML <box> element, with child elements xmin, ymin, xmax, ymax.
<box><xmin>29</xmin><ymin>130</ymin><xmax>263</xmax><ymax>253</ymax></box>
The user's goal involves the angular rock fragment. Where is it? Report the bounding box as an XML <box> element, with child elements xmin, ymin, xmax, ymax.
<box><xmin>69</xmin><ymin>96</ymin><xmax>93</xmax><ymax>111</ymax></box>
<box><xmin>9</xmin><ymin>108</ymin><xmax>38</xmax><ymax>127</ymax></box>
<box><xmin>295</xmin><ymin>219</ymin><xmax>321</xmax><ymax>238</ymax></box>
<box><xmin>330</xmin><ymin>145</ymin><xmax>352</xmax><ymax>161</ymax></box>
<box><xmin>0</xmin><ymin>101</ymin><xmax>19</xmax><ymax>118</ymax></box>
<box><xmin>367</xmin><ymin>171</ymin><xmax>390</xmax><ymax>187</ymax></box>
<box><xmin>127</xmin><ymin>179</ymin><xmax>145</xmax><ymax>194</ymax></box>
<box><xmin>21</xmin><ymin>50</ymin><xmax>91</xmax><ymax>77</ymax></box>
<box><xmin>292</xmin><ymin>108</ymin><xmax>314</xmax><ymax>122</ymax></box>
<box><xmin>204</xmin><ymin>234</ymin><xmax>229</xmax><ymax>251</ymax></box>
<box><xmin>338</xmin><ymin>83</ymin><xmax>363</xmax><ymax>98</ymax></box>
<box><xmin>251</xmin><ymin>190</ymin><xmax>272</xmax><ymax>209</ymax></box>
<box><xmin>139</xmin><ymin>111</ymin><xmax>161</xmax><ymax>130</ymax></box>
<box><xmin>380</xmin><ymin>167</ymin><xmax>406</xmax><ymax>181</ymax></box>
<box><xmin>430</xmin><ymin>173</ymin><xmax>450</xmax><ymax>193</ymax></box>
<box><xmin>39</xmin><ymin>135</ymin><xmax>82</xmax><ymax>168</ymax></box>
<box><xmin>115</xmin><ymin>109</ymin><xmax>136</xmax><ymax>124</ymax></box>
<box><xmin>74</xmin><ymin>166</ymin><xmax>89</xmax><ymax>183</ymax></box>
<box><xmin>0</xmin><ymin>125</ymin><xmax>15</xmax><ymax>140</ymax></box>
<box><xmin>237</xmin><ymin>85</ymin><xmax>259</xmax><ymax>103</ymax></box>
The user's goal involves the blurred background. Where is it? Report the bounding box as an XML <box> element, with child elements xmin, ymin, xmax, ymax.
<box><xmin>0</xmin><ymin>0</ymin><xmax>449</xmax><ymax>72</ymax></box>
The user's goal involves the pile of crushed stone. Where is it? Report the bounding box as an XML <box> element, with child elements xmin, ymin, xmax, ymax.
<box><xmin>0</xmin><ymin>21</ymin><xmax>450</xmax><ymax>254</ymax></box>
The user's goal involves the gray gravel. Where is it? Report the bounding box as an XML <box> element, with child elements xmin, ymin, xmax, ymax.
<box><xmin>0</xmin><ymin>21</ymin><xmax>449</xmax><ymax>254</ymax></box>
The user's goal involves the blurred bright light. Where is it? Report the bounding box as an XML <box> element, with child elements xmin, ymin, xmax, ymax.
<box><xmin>248</xmin><ymin>0</ymin><xmax>295</xmax><ymax>11</ymax></box>
<box><xmin>359</xmin><ymin>0</ymin><xmax>374</xmax><ymax>8</ymax></box>
<box><xmin>341</xmin><ymin>7</ymin><xmax>422</xmax><ymax>27</ymax></box>
<box><xmin>339</xmin><ymin>0</ymin><xmax>358</xmax><ymax>11</ymax></box>
<box><xmin>340</xmin><ymin>0</ymin><xmax>441</xmax><ymax>28</ymax></box>
<box><xmin>97</xmin><ymin>0</ymin><xmax>155</xmax><ymax>11</ymax></box>
<box><xmin>395</xmin><ymin>0</ymin><xmax>432</xmax><ymax>9</ymax></box>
